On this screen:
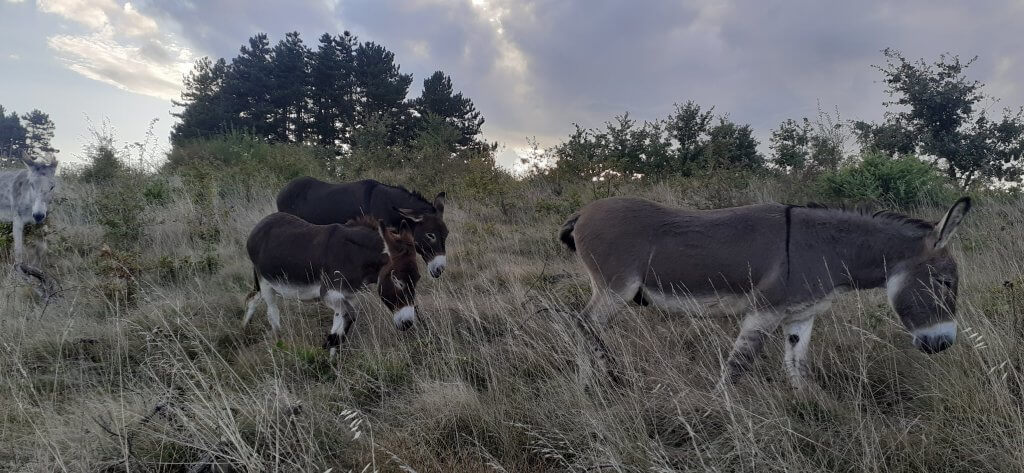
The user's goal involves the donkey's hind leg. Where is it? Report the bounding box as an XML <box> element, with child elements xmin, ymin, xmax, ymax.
<box><xmin>575</xmin><ymin>279</ymin><xmax>638</xmax><ymax>384</ymax></box>
<box><xmin>242</xmin><ymin>290</ymin><xmax>263</xmax><ymax>328</ymax></box>
<box><xmin>259</xmin><ymin>282</ymin><xmax>283</xmax><ymax>337</ymax></box>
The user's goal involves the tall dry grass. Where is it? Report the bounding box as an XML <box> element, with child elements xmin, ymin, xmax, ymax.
<box><xmin>2</xmin><ymin>168</ymin><xmax>1023</xmax><ymax>472</ymax></box>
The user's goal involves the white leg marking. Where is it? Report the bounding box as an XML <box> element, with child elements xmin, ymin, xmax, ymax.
<box><xmin>783</xmin><ymin>316</ymin><xmax>816</xmax><ymax>392</ymax></box>
<box><xmin>324</xmin><ymin>290</ymin><xmax>354</xmax><ymax>356</ymax></box>
<box><xmin>242</xmin><ymin>291</ymin><xmax>262</xmax><ymax>327</ymax></box>
<box><xmin>259</xmin><ymin>279</ymin><xmax>282</xmax><ymax>335</ymax></box>
<box><xmin>12</xmin><ymin>220</ymin><xmax>24</xmax><ymax>264</ymax></box>
<box><xmin>427</xmin><ymin>254</ymin><xmax>447</xmax><ymax>277</ymax></box>
<box><xmin>392</xmin><ymin>306</ymin><xmax>416</xmax><ymax>330</ymax></box>
<box><xmin>719</xmin><ymin>310</ymin><xmax>783</xmax><ymax>389</ymax></box>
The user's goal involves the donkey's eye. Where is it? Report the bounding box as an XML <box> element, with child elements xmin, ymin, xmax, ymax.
<box><xmin>426</xmin><ymin>233</ymin><xmax>437</xmax><ymax>242</ymax></box>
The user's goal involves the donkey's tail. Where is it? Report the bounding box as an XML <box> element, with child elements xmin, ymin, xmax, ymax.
<box><xmin>249</xmin><ymin>267</ymin><xmax>260</xmax><ymax>295</ymax></box>
<box><xmin>559</xmin><ymin>212</ymin><xmax>581</xmax><ymax>252</ymax></box>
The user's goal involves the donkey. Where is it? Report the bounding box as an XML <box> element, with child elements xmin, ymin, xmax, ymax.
<box><xmin>276</xmin><ymin>177</ymin><xmax>448</xmax><ymax>278</ymax></box>
<box><xmin>1</xmin><ymin>150</ymin><xmax>57</xmax><ymax>264</ymax></box>
<box><xmin>560</xmin><ymin>196</ymin><xmax>971</xmax><ymax>391</ymax></box>
<box><xmin>243</xmin><ymin>213</ymin><xmax>421</xmax><ymax>355</ymax></box>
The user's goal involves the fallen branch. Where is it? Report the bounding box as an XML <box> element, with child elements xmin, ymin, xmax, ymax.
<box><xmin>14</xmin><ymin>263</ymin><xmax>60</xmax><ymax>300</ymax></box>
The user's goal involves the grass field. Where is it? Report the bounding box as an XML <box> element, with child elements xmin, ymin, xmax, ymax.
<box><xmin>2</xmin><ymin>167</ymin><xmax>1023</xmax><ymax>472</ymax></box>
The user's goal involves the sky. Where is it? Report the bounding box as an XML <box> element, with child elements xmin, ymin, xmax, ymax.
<box><xmin>2</xmin><ymin>0</ymin><xmax>1023</xmax><ymax>169</ymax></box>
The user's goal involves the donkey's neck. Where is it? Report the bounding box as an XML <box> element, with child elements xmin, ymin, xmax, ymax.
<box><xmin>792</xmin><ymin>208</ymin><xmax>927</xmax><ymax>290</ymax></box>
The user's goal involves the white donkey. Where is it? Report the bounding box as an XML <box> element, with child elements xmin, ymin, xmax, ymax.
<box><xmin>1</xmin><ymin>150</ymin><xmax>58</xmax><ymax>264</ymax></box>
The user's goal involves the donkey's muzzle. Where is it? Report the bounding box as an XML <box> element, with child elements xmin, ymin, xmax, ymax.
<box><xmin>427</xmin><ymin>255</ymin><xmax>446</xmax><ymax>278</ymax></box>
<box><xmin>915</xmin><ymin>335</ymin><xmax>953</xmax><ymax>354</ymax></box>
<box><xmin>393</xmin><ymin>306</ymin><xmax>416</xmax><ymax>331</ymax></box>
<box><xmin>33</xmin><ymin>212</ymin><xmax>45</xmax><ymax>223</ymax></box>
<box><xmin>912</xmin><ymin>321</ymin><xmax>957</xmax><ymax>354</ymax></box>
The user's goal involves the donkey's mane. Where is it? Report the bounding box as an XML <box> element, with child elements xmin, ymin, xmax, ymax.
<box><xmin>345</xmin><ymin>215</ymin><xmax>379</xmax><ymax>230</ymax></box>
<box><xmin>377</xmin><ymin>181</ymin><xmax>434</xmax><ymax>209</ymax></box>
<box><xmin>800</xmin><ymin>202</ymin><xmax>935</xmax><ymax>234</ymax></box>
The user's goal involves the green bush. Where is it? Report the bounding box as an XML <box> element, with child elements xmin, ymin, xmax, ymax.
<box><xmin>818</xmin><ymin>153</ymin><xmax>953</xmax><ymax>207</ymax></box>
<box><xmin>165</xmin><ymin>133</ymin><xmax>330</xmax><ymax>186</ymax></box>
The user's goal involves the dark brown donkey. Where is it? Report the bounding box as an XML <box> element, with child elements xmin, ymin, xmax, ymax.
<box><xmin>561</xmin><ymin>196</ymin><xmax>971</xmax><ymax>392</ymax></box>
<box><xmin>276</xmin><ymin>177</ymin><xmax>449</xmax><ymax>278</ymax></box>
<box><xmin>243</xmin><ymin>213</ymin><xmax>421</xmax><ymax>355</ymax></box>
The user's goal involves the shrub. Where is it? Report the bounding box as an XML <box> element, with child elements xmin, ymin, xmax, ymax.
<box><xmin>165</xmin><ymin>133</ymin><xmax>330</xmax><ymax>187</ymax></box>
<box><xmin>818</xmin><ymin>152</ymin><xmax>953</xmax><ymax>207</ymax></box>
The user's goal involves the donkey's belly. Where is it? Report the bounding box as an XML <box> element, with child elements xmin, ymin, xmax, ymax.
<box><xmin>266</xmin><ymin>280</ymin><xmax>323</xmax><ymax>301</ymax></box>
<box><xmin>640</xmin><ymin>287</ymin><xmax>753</xmax><ymax>317</ymax></box>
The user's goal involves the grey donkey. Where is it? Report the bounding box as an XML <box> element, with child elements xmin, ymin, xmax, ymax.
<box><xmin>1</xmin><ymin>150</ymin><xmax>58</xmax><ymax>265</ymax></box>
<box><xmin>560</xmin><ymin>196</ymin><xmax>971</xmax><ymax>393</ymax></box>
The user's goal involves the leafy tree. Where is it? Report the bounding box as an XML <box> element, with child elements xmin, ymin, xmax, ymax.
<box><xmin>705</xmin><ymin>118</ymin><xmax>763</xmax><ymax>170</ymax></box>
<box><xmin>0</xmin><ymin>105</ymin><xmax>27</xmax><ymax>165</ymax></box>
<box><xmin>771</xmin><ymin>118</ymin><xmax>813</xmax><ymax>171</ymax></box>
<box><xmin>353</xmin><ymin>41</ymin><xmax>413</xmax><ymax>144</ymax></box>
<box><xmin>270</xmin><ymin>32</ymin><xmax>310</xmax><ymax>142</ymax></box>
<box><xmin>224</xmin><ymin>34</ymin><xmax>276</xmax><ymax>139</ymax></box>
<box><xmin>851</xmin><ymin>119</ymin><xmax>916</xmax><ymax>157</ymax></box>
<box><xmin>664</xmin><ymin>101</ymin><xmax>714</xmax><ymax>174</ymax></box>
<box><xmin>308</xmin><ymin>32</ymin><xmax>357</xmax><ymax>147</ymax></box>
<box><xmin>858</xmin><ymin>49</ymin><xmax>1024</xmax><ymax>187</ymax></box>
<box><xmin>772</xmin><ymin>109</ymin><xmax>846</xmax><ymax>173</ymax></box>
<box><xmin>412</xmin><ymin>71</ymin><xmax>484</xmax><ymax>148</ymax></box>
<box><xmin>21</xmin><ymin>109</ymin><xmax>56</xmax><ymax>156</ymax></box>
<box><xmin>171</xmin><ymin>57</ymin><xmax>229</xmax><ymax>145</ymax></box>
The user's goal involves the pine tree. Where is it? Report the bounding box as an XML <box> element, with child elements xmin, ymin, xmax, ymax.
<box><xmin>224</xmin><ymin>33</ymin><xmax>276</xmax><ymax>139</ymax></box>
<box><xmin>171</xmin><ymin>57</ymin><xmax>229</xmax><ymax>145</ymax></box>
<box><xmin>308</xmin><ymin>32</ymin><xmax>357</xmax><ymax>146</ymax></box>
<box><xmin>353</xmin><ymin>41</ymin><xmax>413</xmax><ymax>144</ymax></box>
<box><xmin>0</xmin><ymin>105</ymin><xmax>28</xmax><ymax>165</ymax></box>
<box><xmin>21</xmin><ymin>110</ymin><xmax>57</xmax><ymax>156</ymax></box>
<box><xmin>270</xmin><ymin>32</ymin><xmax>310</xmax><ymax>142</ymax></box>
<box><xmin>413</xmin><ymin>71</ymin><xmax>484</xmax><ymax>148</ymax></box>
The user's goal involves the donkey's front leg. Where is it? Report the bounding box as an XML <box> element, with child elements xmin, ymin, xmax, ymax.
<box><xmin>323</xmin><ymin>290</ymin><xmax>355</xmax><ymax>357</ymax></box>
<box><xmin>718</xmin><ymin>310</ymin><xmax>783</xmax><ymax>389</ymax></box>
<box><xmin>783</xmin><ymin>316</ymin><xmax>816</xmax><ymax>393</ymax></box>
<box><xmin>782</xmin><ymin>300</ymin><xmax>831</xmax><ymax>394</ymax></box>
<box><xmin>11</xmin><ymin>219</ymin><xmax>24</xmax><ymax>264</ymax></box>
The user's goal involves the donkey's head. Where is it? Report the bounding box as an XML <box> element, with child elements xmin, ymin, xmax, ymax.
<box><xmin>395</xmin><ymin>191</ymin><xmax>448</xmax><ymax>278</ymax></box>
<box><xmin>886</xmin><ymin>197</ymin><xmax>971</xmax><ymax>354</ymax></box>
<box><xmin>377</xmin><ymin>220</ymin><xmax>422</xmax><ymax>331</ymax></box>
<box><xmin>21</xmin><ymin>151</ymin><xmax>58</xmax><ymax>224</ymax></box>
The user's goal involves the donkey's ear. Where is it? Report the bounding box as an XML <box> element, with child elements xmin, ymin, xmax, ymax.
<box><xmin>394</xmin><ymin>206</ymin><xmax>424</xmax><ymax>222</ymax></box>
<box><xmin>934</xmin><ymin>197</ymin><xmax>971</xmax><ymax>249</ymax></box>
<box><xmin>398</xmin><ymin>219</ymin><xmax>412</xmax><ymax>235</ymax></box>
<box><xmin>433</xmin><ymin>192</ymin><xmax>446</xmax><ymax>214</ymax></box>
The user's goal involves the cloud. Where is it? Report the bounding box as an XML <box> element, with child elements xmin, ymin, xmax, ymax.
<box><xmin>47</xmin><ymin>33</ymin><xmax>190</xmax><ymax>100</ymax></box>
<box><xmin>38</xmin><ymin>0</ymin><xmax>193</xmax><ymax>100</ymax></box>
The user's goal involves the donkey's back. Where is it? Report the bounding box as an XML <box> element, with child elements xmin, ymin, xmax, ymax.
<box><xmin>565</xmin><ymin>197</ymin><xmax>788</xmax><ymax>300</ymax></box>
<box><xmin>276</xmin><ymin>177</ymin><xmax>376</xmax><ymax>225</ymax></box>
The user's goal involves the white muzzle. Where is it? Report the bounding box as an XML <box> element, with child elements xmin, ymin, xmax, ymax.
<box><xmin>427</xmin><ymin>255</ymin><xmax>447</xmax><ymax>278</ymax></box>
<box><xmin>393</xmin><ymin>306</ymin><xmax>416</xmax><ymax>331</ymax></box>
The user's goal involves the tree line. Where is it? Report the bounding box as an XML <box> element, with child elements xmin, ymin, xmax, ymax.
<box><xmin>0</xmin><ymin>106</ymin><xmax>57</xmax><ymax>166</ymax></box>
<box><xmin>173</xmin><ymin>38</ymin><xmax>1023</xmax><ymax>191</ymax></box>
<box><xmin>172</xmin><ymin>31</ymin><xmax>485</xmax><ymax>152</ymax></box>
<box><xmin>534</xmin><ymin>49</ymin><xmax>1023</xmax><ymax>189</ymax></box>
